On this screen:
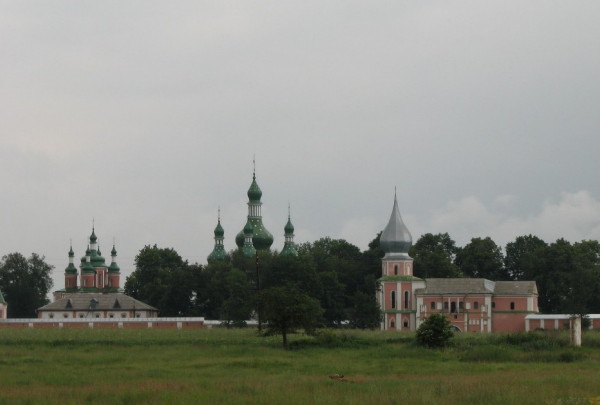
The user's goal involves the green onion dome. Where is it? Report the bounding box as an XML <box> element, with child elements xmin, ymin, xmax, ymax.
<box><xmin>65</xmin><ymin>263</ymin><xmax>78</xmax><ymax>274</ymax></box>
<box><xmin>284</xmin><ymin>218</ymin><xmax>294</xmax><ymax>234</ymax></box>
<box><xmin>214</xmin><ymin>220</ymin><xmax>225</xmax><ymax>238</ymax></box>
<box><xmin>247</xmin><ymin>174</ymin><xmax>262</xmax><ymax>202</ymax></box>
<box><xmin>90</xmin><ymin>229</ymin><xmax>97</xmax><ymax>243</ymax></box>
<box><xmin>82</xmin><ymin>260</ymin><xmax>95</xmax><ymax>273</ymax></box>
<box><xmin>90</xmin><ymin>250</ymin><xmax>106</xmax><ymax>267</ymax></box>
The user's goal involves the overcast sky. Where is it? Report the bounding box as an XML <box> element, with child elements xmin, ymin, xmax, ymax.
<box><xmin>1</xmin><ymin>1</ymin><xmax>599</xmax><ymax>293</ymax></box>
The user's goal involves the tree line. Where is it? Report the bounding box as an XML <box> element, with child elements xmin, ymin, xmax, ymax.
<box><xmin>123</xmin><ymin>233</ymin><xmax>600</xmax><ymax>324</ymax></box>
<box><xmin>0</xmin><ymin>233</ymin><xmax>598</xmax><ymax>319</ymax></box>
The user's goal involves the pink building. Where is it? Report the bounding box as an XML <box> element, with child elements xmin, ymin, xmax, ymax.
<box><xmin>0</xmin><ymin>289</ymin><xmax>7</xmax><ymax>320</ymax></box>
<box><xmin>377</xmin><ymin>192</ymin><xmax>539</xmax><ymax>332</ymax></box>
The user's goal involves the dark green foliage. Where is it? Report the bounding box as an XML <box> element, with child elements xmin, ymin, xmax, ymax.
<box><xmin>257</xmin><ymin>286</ymin><xmax>323</xmax><ymax>349</ymax></box>
<box><xmin>416</xmin><ymin>313</ymin><xmax>454</xmax><ymax>348</ymax></box>
<box><xmin>455</xmin><ymin>237</ymin><xmax>509</xmax><ymax>280</ymax></box>
<box><xmin>297</xmin><ymin>237</ymin><xmax>381</xmax><ymax>327</ymax></box>
<box><xmin>347</xmin><ymin>290</ymin><xmax>382</xmax><ymax>329</ymax></box>
<box><xmin>0</xmin><ymin>252</ymin><xmax>53</xmax><ymax>318</ymax></box>
<box><xmin>220</xmin><ymin>268</ymin><xmax>253</xmax><ymax>327</ymax></box>
<box><xmin>519</xmin><ymin>238</ymin><xmax>600</xmax><ymax>314</ymax></box>
<box><xmin>504</xmin><ymin>235</ymin><xmax>547</xmax><ymax>280</ymax></box>
<box><xmin>124</xmin><ymin>245</ymin><xmax>198</xmax><ymax>316</ymax></box>
<box><xmin>410</xmin><ymin>233</ymin><xmax>461</xmax><ymax>278</ymax></box>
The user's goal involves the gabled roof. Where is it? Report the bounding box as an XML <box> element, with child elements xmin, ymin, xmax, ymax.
<box><xmin>415</xmin><ymin>278</ymin><xmax>538</xmax><ymax>296</ymax></box>
<box><xmin>37</xmin><ymin>293</ymin><xmax>157</xmax><ymax>312</ymax></box>
<box><xmin>416</xmin><ymin>278</ymin><xmax>495</xmax><ymax>295</ymax></box>
<box><xmin>494</xmin><ymin>281</ymin><xmax>538</xmax><ymax>296</ymax></box>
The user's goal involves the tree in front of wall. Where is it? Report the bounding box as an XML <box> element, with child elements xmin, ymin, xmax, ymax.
<box><xmin>0</xmin><ymin>252</ymin><xmax>54</xmax><ymax>318</ymax></box>
<box><xmin>416</xmin><ymin>313</ymin><xmax>454</xmax><ymax>348</ymax></box>
<box><xmin>257</xmin><ymin>286</ymin><xmax>323</xmax><ymax>349</ymax></box>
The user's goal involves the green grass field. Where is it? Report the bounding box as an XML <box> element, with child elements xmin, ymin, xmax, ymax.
<box><xmin>0</xmin><ymin>328</ymin><xmax>599</xmax><ymax>404</ymax></box>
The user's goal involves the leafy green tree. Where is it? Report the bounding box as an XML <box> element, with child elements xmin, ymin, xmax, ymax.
<box><xmin>362</xmin><ymin>232</ymin><xmax>385</xmax><ymax>281</ymax></box>
<box><xmin>347</xmin><ymin>290</ymin><xmax>382</xmax><ymax>329</ymax></box>
<box><xmin>0</xmin><ymin>253</ymin><xmax>53</xmax><ymax>318</ymax></box>
<box><xmin>261</xmin><ymin>254</ymin><xmax>320</xmax><ymax>296</ymax></box>
<box><xmin>317</xmin><ymin>270</ymin><xmax>346</xmax><ymax>327</ymax></box>
<box><xmin>455</xmin><ymin>237</ymin><xmax>508</xmax><ymax>280</ymax></box>
<box><xmin>124</xmin><ymin>245</ymin><xmax>195</xmax><ymax>316</ymax></box>
<box><xmin>193</xmin><ymin>261</ymin><xmax>232</xmax><ymax>319</ymax></box>
<box><xmin>298</xmin><ymin>237</ymin><xmax>369</xmax><ymax>323</ymax></box>
<box><xmin>410</xmin><ymin>233</ymin><xmax>461</xmax><ymax>278</ymax></box>
<box><xmin>257</xmin><ymin>286</ymin><xmax>323</xmax><ymax>349</ymax></box>
<box><xmin>220</xmin><ymin>268</ymin><xmax>253</xmax><ymax>327</ymax></box>
<box><xmin>504</xmin><ymin>235</ymin><xmax>547</xmax><ymax>280</ymax></box>
<box><xmin>534</xmin><ymin>239</ymin><xmax>573</xmax><ymax>314</ymax></box>
<box><xmin>416</xmin><ymin>313</ymin><xmax>454</xmax><ymax>348</ymax></box>
<box><xmin>570</xmin><ymin>240</ymin><xmax>600</xmax><ymax>314</ymax></box>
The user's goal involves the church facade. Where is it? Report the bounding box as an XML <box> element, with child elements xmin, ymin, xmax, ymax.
<box><xmin>38</xmin><ymin>229</ymin><xmax>158</xmax><ymax>319</ymax></box>
<box><xmin>377</xmin><ymin>192</ymin><xmax>539</xmax><ymax>333</ymax></box>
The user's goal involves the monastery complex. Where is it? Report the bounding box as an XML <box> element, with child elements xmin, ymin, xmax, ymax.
<box><xmin>0</xmin><ymin>168</ymin><xmax>598</xmax><ymax>331</ymax></box>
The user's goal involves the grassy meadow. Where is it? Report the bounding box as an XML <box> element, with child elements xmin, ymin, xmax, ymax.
<box><xmin>0</xmin><ymin>327</ymin><xmax>599</xmax><ymax>405</ymax></box>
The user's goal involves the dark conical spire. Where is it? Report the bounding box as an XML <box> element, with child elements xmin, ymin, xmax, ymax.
<box><xmin>380</xmin><ymin>189</ymin><xmax>412</xmax><ymax>258</ymax></box>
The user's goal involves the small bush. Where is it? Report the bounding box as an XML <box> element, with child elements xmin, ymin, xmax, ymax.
<box><xmin>416</xmin><ymin>313</ymin><xmax>453</xmax><ymax>348</ymax></box>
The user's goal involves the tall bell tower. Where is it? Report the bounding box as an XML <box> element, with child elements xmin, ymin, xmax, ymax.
<box><xmin>378</xmin><ymin>190</ymin><xmax>425</xmax><ymax>331</ymax></box>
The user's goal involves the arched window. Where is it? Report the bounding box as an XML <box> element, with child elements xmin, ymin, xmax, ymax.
<box><xmin>404</xmin><ymin>291</ymin><xmax>409</xmax><ymax>309</ymax></box>
<box><xmin>444</xmin><ymin>301</ymin><xmax>449</xmax><ymax>311</ymax></box>
<box><xmin>451</xmin><ymin>302</ymin><xmax>457</xmax><ymax>313</ymax></box>
<box><xmin>394</xmin><ymin>265</ymin><xmax>398</xmax><ymax>275</ymax></box>
<box><xmin>474</xmin><ymin>301</ymin><xmax>479</xmax><ymax>310</ymax></box>
<box><xmin>430</xmin><ymin>301</ymin><xmax>435</xmax><ymax>310</ymax></box>
<box><xmin>391</xmin><ymin>291</ymin><xmax>396</xmax><ymax>309</ymax></box>
<box><xmin>390</xmin><ymin>320</ymin><xmax>395</xmax><ymax>328</ymax></box>
<box><xmin>459</xmin><ymin>301</ymin><xmax>464</xmax><ymax>310</ymax></box>
<box><xmin>510</xmin><ymin>302</ymin><xmax>515</xmax><ymax>310</ymax></box>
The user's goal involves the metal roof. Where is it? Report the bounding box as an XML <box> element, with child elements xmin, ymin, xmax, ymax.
<box><xmin>37</xmin><ymin>293</ymin><xmax>157</xmax><ymax>312</ymax></box>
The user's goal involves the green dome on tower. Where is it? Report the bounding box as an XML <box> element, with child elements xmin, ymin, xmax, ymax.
<box><xmin>280</xmin><ymin>208</ymin><xmax>298</xmax><ymax>257</ymax></box>
<box><xmin>65</xmin><ymin>246</ymin><xmax>77</xmax><ymax>274</ymax></box>
<box><xmin>247</xmin><ymin>174</ymin><xmax>263</xmax><ymax>202</ymax></box>
<box><xmin>235</xmin><ymin>168</ymin><xmax>274</xmax><ymax>251</ymax></box>
<box><xmin>284</xmin><ymin>218</ymin><xmax>294</xmax><ymax>234</ymax></box>
<box><xmin>208</xmin><ymin>213</ymin><xmax>228</xmax><ymax>262</ymax></box>
<box><xmin>214</xmin><ymin>221</ymin><xmax>224</xmax><ymax>238</ymax></box>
